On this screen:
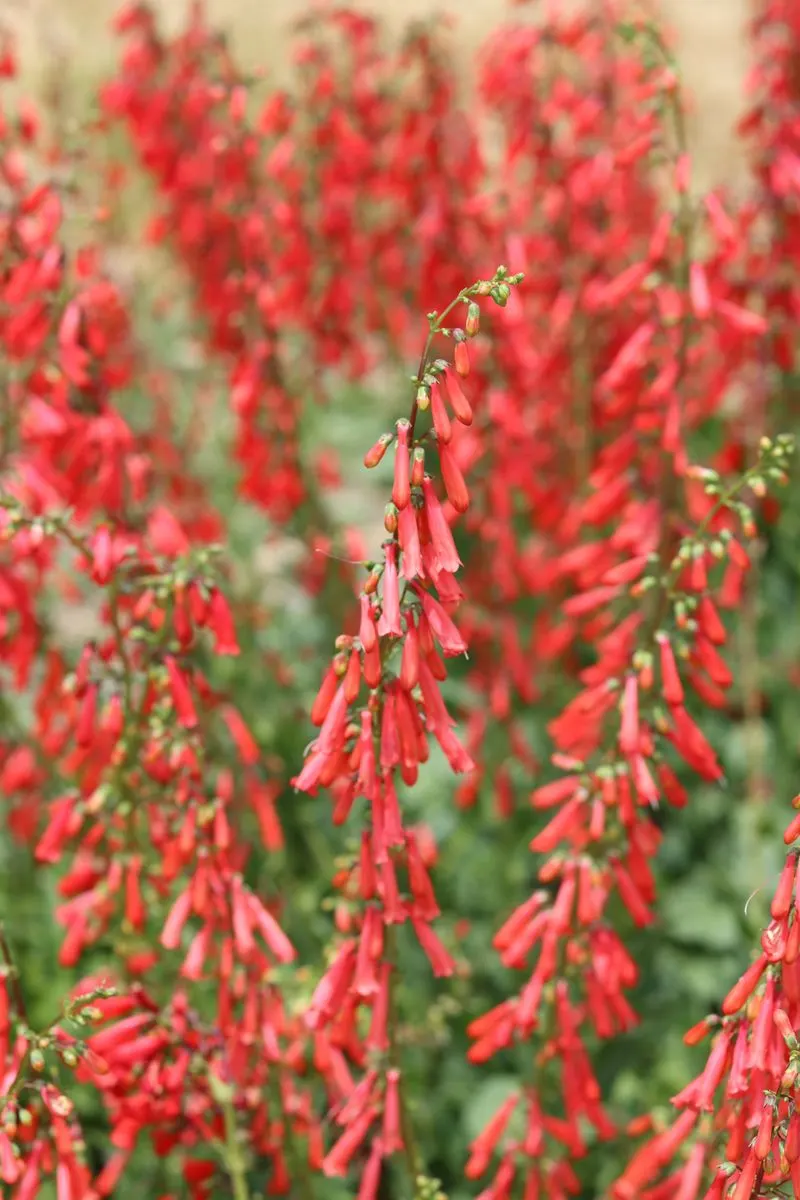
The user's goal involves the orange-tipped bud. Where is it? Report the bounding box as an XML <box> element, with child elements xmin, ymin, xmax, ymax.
<box><xmin>364</xmin><ymin>432</ymin><xmax>393</xmax><ymax>469</ymax></box>
<box><xmin>465</xmin><ymin>301</ymin><xmax>480</xmax><ymax>337</ymax></box>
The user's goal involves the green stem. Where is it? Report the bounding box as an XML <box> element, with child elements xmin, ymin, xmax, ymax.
<box><xmin>408</xmin><ymin>290</ymin><xmax>470</xmax><ymax>441</ymax></box>
<box><xmin>0</xmin><ymin>925</ymin><xmax>26</xmax><ymax>1023</ymax></box>
<box><xmin>385</xmin><ymin>924</ymin><xmax>423</xmax><ymax>1195</ymax></box>
<box><xmin>221</xmin><ymin>1092</ymin><xmax>251</xmax><ymax>1200</ymax></box>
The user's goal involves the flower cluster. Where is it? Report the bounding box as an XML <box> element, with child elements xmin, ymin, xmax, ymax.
<box><xmin>0</xmin><ymin>1</ymin><xmax>799</xmax><ymax>1198</ymax></box>
<box><xmin>613</xmin><ymin>789</ymin><xmax>800</xmax><ymax>1200</ymax></box>
<box><xmin>293</xmin><ymin>268</ymin><xmax>522</xmax><ymax>1194</ymax></box>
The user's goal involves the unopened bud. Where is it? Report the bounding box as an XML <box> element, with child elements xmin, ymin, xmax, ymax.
<box><xmin>465</xmin><ymin>302</ymin><xmax>480</xmax><ymax>337</ymax></box>
<box><xmin>364</xmin><ymin>432</ymin><xmax>393</xmax><ymax>469</ymax></box>
<box><xmin>782</xmin><ymin>1060</ymin><xmax>799</xmax><ymax>1092</ymax></box>
<box><xmin>384</xmin><ymin>503</ymin><xmax>398</xmax><ymax>534</ymax></box>
<box><xmin>416</xmin><ymin>386</ymin><xmax>430</xmax><ymax>412</ymax></box>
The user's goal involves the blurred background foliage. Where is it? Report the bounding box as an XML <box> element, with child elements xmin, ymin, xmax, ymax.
<box><xmin>0</xmin><ymin>3</ymin><xmax>798</xmax><ymax>1199</ymax></box>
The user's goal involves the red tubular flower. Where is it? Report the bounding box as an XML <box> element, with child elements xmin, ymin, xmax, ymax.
<box><xmin>358</xmin><ymin>1141</ymin><xmax>384</xmax><ymax>1200</ymax></box>
<box><xmin>392</xmin><ymin>420</ymin><xmax>411</xmax><ymax>510</ymax></box>
<box><xmin>221</xmin><ymin>703</ymin><xmax>260</xmax><ymax>765</ymax></box>
<box><xmin>317</xmin><ymin>683</ymin><xmax>348</xmax><ymax>756</ymax></box>
<box><xmin>382</xmin><ymin>1070</ymin><xmax>403</xmax><ymax>1155</ymax></box>
<box><xmin>0</xmin><ymin>1133</ymin><xmax>20</xmax><ymax>1185</ymax></box>
<box><xmin>438</xmin><ymin>440</ymin><xmax>469</xmax><ymax>513</ymax></box>
<box><xmin>416</xmin><ymin>587</ymin><xmax>467</xmax><ymax>656</ymax></box>
<box><xmin>208</xmin><ymin>588</ymin><xmax>240</xmax><ymax>655</ymax></box>
<box><xmin>397</xmin><ymin>503</ymin><xmax>422</xmax><ymax>580</ymax></box>
<box><xmin>322</xmin><ymin>1108</ymin><xmax>376</xmax><ymax>1178</ymax></box>
<box><xmin>430</xmin><ymin>383</ymin><xmax>452</xmax><ymax>444</ymax></box>
<box><xmin>164</xmin><ymin>656</ymin><xmax>198</xmax><ymax>729</ymax></box>
<box><xmin>466</xmin><ymin>1093</ymin><xmax>520</xmax><ymax>1180</ymax></box>
<box><xmin>359</xmin><ymin>594</ymin><xmax>378</xmax><ymax>652</ymax></box>
<box><xmin>160</xmin><ymin>887</ymin><xmax>193</xmax><ymax>950</ymax></box>
<box><xmin>722</xmin><ymin>954</ymin><xmax>769</xmax><ymax>1016</ymax></box>
<box><xmin>421</xmin><ymin>476</ymin><xmax>461</xmax><ymax>574</ymax></box>
<box><xmin>89</xmin><ymin>526</ymin><xmax>115</xmax><ymax>585</ymax></box>
<box><xmin>454</xmin><ymin>339</ymin><xmax>470</xmax><ymax>377</ymax></box>
<box><xmin>411</xmin><ymin>915</ymin><xmax>456</xmax><ymax>977</ymax></box>
<box><xmin>443</xmin><ymin>369</ymin><xmax>473</xmax><ymax>425</ymax></box>
<box><xmin>245</xmin><ymin>889</ymin><xmax>296</xmax><ymax>962</ymax></box>
<box><xmin>376</xmin><ymin>543</ymin><xmax>402</xmax><ymax>638</ymax></box>
<box><xmin>618</xmin><ymin>673</ymin><xmax>640</xmax><ymax>756</ymax></box>
<box><xmin>657</xmin><ymin>634</ymin><xmax>684</xmax><ymax>706</ymax></box>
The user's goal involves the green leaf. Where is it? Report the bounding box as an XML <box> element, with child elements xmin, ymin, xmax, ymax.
<box><xmin>661</xmin><ymin>878</ymin><xmax>741</xmax><ymax>950</ymax></box>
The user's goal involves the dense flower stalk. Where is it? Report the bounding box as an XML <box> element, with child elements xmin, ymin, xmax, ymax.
<box><xmin>293</xmin><ymin>266</ymin><xmax>522</xmax><ymax>1195</ymax></box>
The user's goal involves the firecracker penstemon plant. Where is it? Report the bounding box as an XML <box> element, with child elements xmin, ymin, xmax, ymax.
<box><xmin>1</xmin><ymin>0</ymin><xmax>800</xmax><ymax>1199</ymax></box>
<box><xmin>292</xmin><ymin>268</ymin><xmax>524</xmax><ymax>1198</ymax></box>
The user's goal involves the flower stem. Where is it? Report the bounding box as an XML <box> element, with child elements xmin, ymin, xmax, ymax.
<box><xmin>385</xmin><ymin>924</ymin><xmax>423</xmax><ymax>1194</ymax></box>
<box><xmin>221</xmin><ymin>1091</ymin><xmax>251</xmax><ymax>1200</ymax></box>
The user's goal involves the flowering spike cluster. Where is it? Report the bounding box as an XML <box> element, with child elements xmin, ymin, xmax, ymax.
<box><xmin>0</xmin><ymin>34</ymin><xmax>314</xmax><ymax>1195</ymax></box>
<box><xmin>459</xmin><ymin>433</ymin><xmax>793</xmax><ymax>1197</ymax></box>
<box><xmin>607</xmin><ymin>6</ymin><xmax>800</xmax><ymax>1199</ymax></box>
<box><xmin>103</xmin><ymin>3</ymin><xmax>492</xmax><ymax>531</ymax></box>
<box><xmin>450</xmin><ymin>9</ymin><xmax>798</xmax><ymax>1194</ymax></box>
<box><xmin>102</xmin><ymin>4</ymin><xmax>308</xmax><ymax>520</ymax></box>
<box><xmin>0</xmin><ymin>501</ymin><xmax>317</xmax><ymax>1192</ymax></box>
<box><xmin>293</xmin><ymin>266</ymin><xmax>522</xmax><ymax>1192</ymax></box>
<box><xmin>443</xmin><ymin>4</ymin><xmax>782</xmax><ymax>812</ymax></box>
<box><xmin>612</xmin><ymin>792</ymin><xmax>800</xmax><ymax>1200</ymax></box>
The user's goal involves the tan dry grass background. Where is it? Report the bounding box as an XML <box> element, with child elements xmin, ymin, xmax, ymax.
<box><xmin>7</xmin><ymin>0</ymin><xmax>749</xmax><ymax>189</ymax></box>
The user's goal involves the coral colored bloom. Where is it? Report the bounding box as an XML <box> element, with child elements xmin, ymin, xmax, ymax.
<box><xmin>377</xmin><ymin>542</ymin><xmax>402</xmax><ymax>638</ymax></box>
<box><xmin>164</xmin><ymin>656</ymin><xmax>198</xmax><ymax>729</ymax></box>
